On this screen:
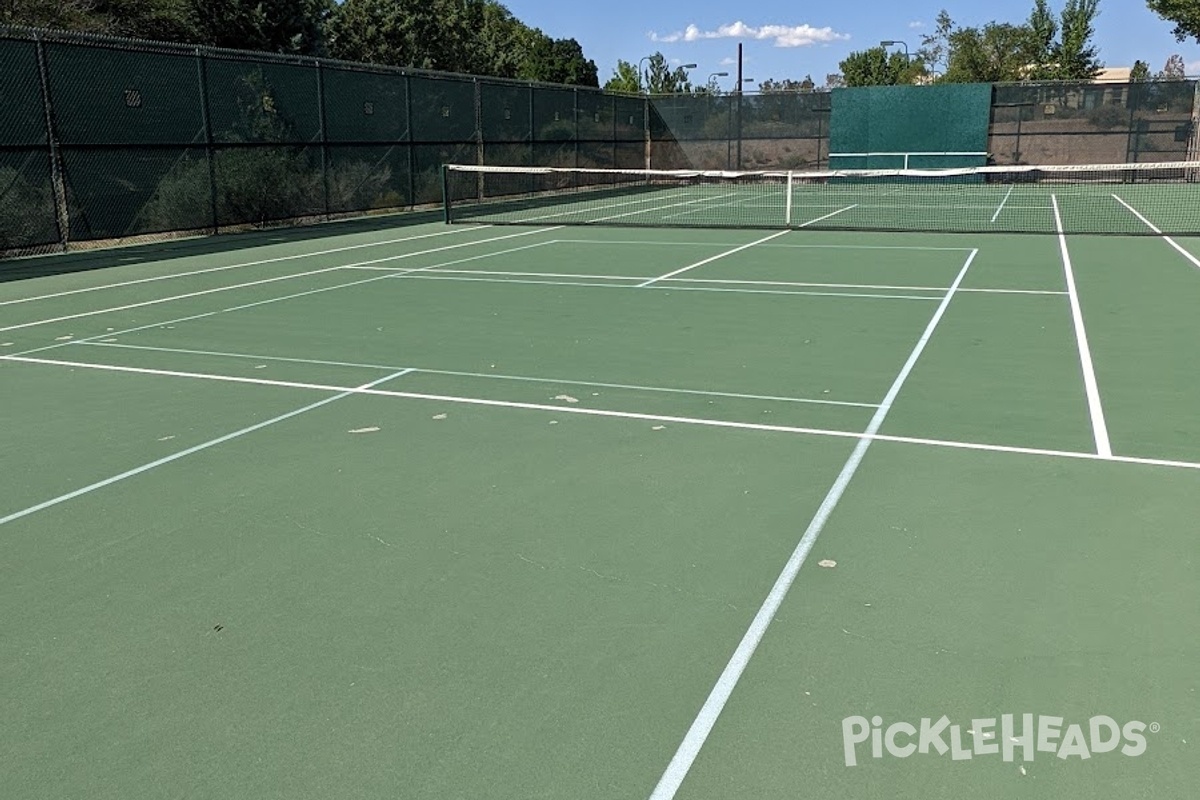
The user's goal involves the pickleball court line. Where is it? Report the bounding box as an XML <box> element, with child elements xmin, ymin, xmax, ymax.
<box><xmin>0</xmin><ymin>369</ymin><xmax>413</xmax><ymax>528</ymax></box>
<box><xmin>645</xmin><ymin>246</ymin><xmax>978</xmax><ymax>800</ymax></box>
<box><xmin>5</xmin><ymin>347</ymin><xmax>1200</xmax><ymax>474</ymax></box>
<box><xmin>0</xmin><ymin>225</ymin><xmax>489</xmax><ymax>308</ymax></box>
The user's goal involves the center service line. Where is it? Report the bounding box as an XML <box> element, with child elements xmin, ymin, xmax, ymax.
<box><xmin>647</xmin><ymin>247</ymin><xmax>978</xmax><ymax>800</ymax></box>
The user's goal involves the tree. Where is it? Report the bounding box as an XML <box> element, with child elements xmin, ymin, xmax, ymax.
<box><xmin>604</xmin><ymin>60</ymin><xmax>641</xmax><ymax>93</ymax></box>
<box><xmin>190</xmin><ymin>0</ymin><xmax>332</xmax><ymax>54</ymax></box>
<box><xmin>0</xmin><ymin>0</ymin><xmax>111</xmax><ymax>32</ymax></box>
<box><xmin>917</xmin><ymin>10</ymin><xmax>955</xmax><ymax>74</ymax></box>
<box><xmin>519</xmin><ymin>35</ymin><xmax>598</xmax><ymax>86</ymax></box>
<box><xmin>1023</xmin><ymin>0</ymin><xmax>1058</xmax><ymax>78</ymax></box>
<box><xmin>1147</xmin><ymin>0</ymin><xmax>1200</xmax><ymax>43</ymax></box>
<box><xmin>1161</xmin><ymin>52</ymin><xmax>1187</xmax><ymax>79</ymax></box>
<box><xmin>943</xmin><ymin>23</ymin><xmax>1036</xmax><ymax>83</ymax></box>
<box><xmin>1053</xmin><ymin>0</ymin><xmax>1102</xmax><ymax>79</ymax></box>
<box><xmin>1130</xmin><ymin>59</ymin><xmax>1151</xmax><ymax>81</ymax></box>
<box><xmin>759</xmin><ymin>76</ymin><xmax>816</xmax><ymax>93</ymax></box>
<box><xmin>643</xmin><ymin>52</ymin><xmax>693</xmax><ymax>93</ymax></box>
<box><xmin>823</xmin><ymin>73</ymin><xmax>846</xmax><ymax>89</ymax></box>
<box><xmin>839</xmin><ymin>46</ymin><xmax>923</xmax><ymax>86</ymax></box>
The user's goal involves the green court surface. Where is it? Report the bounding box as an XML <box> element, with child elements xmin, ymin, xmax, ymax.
<box><xmin>2</xmin><ymin>209</ymin><xmax>1199</xmax><ymax>800</ymax></box>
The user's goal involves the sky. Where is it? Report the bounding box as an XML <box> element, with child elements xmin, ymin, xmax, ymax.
<box><xmin>500</xmin><ymin>0</ymin><xmax>1200</xmax><ymax>89</ymax></box>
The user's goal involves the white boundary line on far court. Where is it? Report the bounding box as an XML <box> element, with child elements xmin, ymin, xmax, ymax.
<box><xmin>646</xmin><ymin>247</ymin><xmax>978</xmax><ymax>800</ymax></box>
<box><xmin>0</xmin><ymin>225</ymin><xmax>489</xmax><ymax>308</ymax></box>
<box><xmin>637</xmin><ymin>229</ymin><xmax>794</xmax><ymax>287</ymax></box>
<box><xmin>1111</xmin><ymin>193</ymin><xmax>1200</xmax><ymax>271</ymax></box>
<box><xmin>393</xmin><ymin>273</ymin><xmax>939</xmax><ymax>301</ymax></box>
<box><xmin>634</xmin><ymin>205</ymin><xmax>858</xmax><ymax>288</ymax></box>
<box><xmin>555</xmin><ymin>239</ymin><xmax>976</xmax><ymax>252</ymax></box>
<box><xmin>1</xmin><ymin>227</ymin><xmax>560</xmax><ymax>335</ymax></box>
<box><xmin>7</xmin><ymin>234</ymin><xmax>560</xmax><ymax>359</ymax></box>
<box><xmin>73</xmin><ymin>340</ymin><xmax>881</xmax><ymax>409</ymax></box>
<box><xmin>0</xmin><ymin>369</ymin><xmax>413</xmax><ymax>528</ymax></box>
<box><xmin>628</xmin><ymin>203</ymin><xmax>864</xmax><ymax>287</ymax></box>
<box><xmin>8</xmin><ymin>339</ymin><xmax>1200</xmax><ymax>475</ymax></box>
<box><xmin>990</xmin><ymin>184</ymin><xmax>1015</xmax><ymax>223</ymax></box>
<box><xmin>344</xmin><ymin>264</ymin><xmax>1067</xmax><ymax>296</ymax></box>
<box><xmin>1051</xmin><ymin>195</ymin><xmax>1112</xmax><ymax>458</ymax></box>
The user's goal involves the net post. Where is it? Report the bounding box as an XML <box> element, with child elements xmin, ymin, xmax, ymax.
<box><xmin>441</xmin><ymin>165</ymin><xmax>451</xmax><ymax>224</ymax></box>
<box><xmin>785</xmin><ymin>171</ymin><xmax>794</xmax><ymax>226</ymax></box>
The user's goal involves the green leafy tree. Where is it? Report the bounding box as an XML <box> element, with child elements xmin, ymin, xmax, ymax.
<box><xmin>328</xmin><ymin>0</ymin><xmax>597</xmax><ymax>84</ymax></box>
<box><xmin>1130</xmin><ymin>59</ymin><xmax>1151</xmax><ymax>80</ymax></box>
<box><xmin>604</xmin><ymin>59</ymin><xmax>642</xmax><ymax>93</ymax></box>
<box><xmin>839</xmin><ymin>47</ymin><xmax>922</xmax><ymax>86</ymax></box>
<box><xmin>0</xmin><ymin>0</ymin><xmax>112</xmax><ymax>32</ymax></box>
<box><xmin>1147</xmin><ymin>0</ymin><xmax>1200</xmax><ymax>42</ymax></box>
<box><xmin>189</xmin><ymin>0</ymin><xmax>332</xmax><ymax>54</ymax></box>
<box><xmin>1023</xmin><ymin>0</ymin><xmax>1058</xmax><ymax>78</ymax></box>
<box><xmin>759</xmin><ymin>76</ymin><xmax>816</xmax><ymax>92</ymax></box>
<box><xmin>643</xmin><ymin>52</ymin><xmax>693</xmax><ymax>93</ymax></box>
<box><xmin>520</xmin><ymin>35</ymin><xmax>598</xmax><ymax>86</ymax></box>
<box><xmin>943</xmin><ymin>23</ymin><xmax>1036</xmax><ymax>82</ymax></box>
<box><xmin>1053</xmin><ymin>0</ymin><xmax>1102</xmax><ymax>79</ymax></box>
<box><xmin>917</xmin><ymin>10</ymin><xmax>955</xmax><ymax>74</ymax></box>
<box><xmin>1160</xmin><ymin>52</ymin><xmax>1188</xmax><ymax>78</ymax></box>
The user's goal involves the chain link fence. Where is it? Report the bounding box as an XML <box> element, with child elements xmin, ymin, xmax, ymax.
<box><xmin>3</xmin><ymin>25</ymin><xmax>1196</xmax><ymax>258</ymax></box>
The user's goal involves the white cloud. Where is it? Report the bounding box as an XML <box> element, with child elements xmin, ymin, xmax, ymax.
<box><xmin>1188</xmin><ymin>59</ymin><xmax>1200</xmax><ymax>75</ymax></box>
<box><xmin>649</xmin><ymin>21</ymin><xmax>849</xmax><ymax>48</ymax></box>
<box><xmin>908</xmin><ymin>21</ymin><xmax>925</xmax><ymax>29</ymax></box>
<box><xmin>719</xmin><ymin>56</ymin><xmax>736</xmax><ymax>66</ymax></box>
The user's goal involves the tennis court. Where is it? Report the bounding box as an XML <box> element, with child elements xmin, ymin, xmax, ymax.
<box><xmin>3</xmin><ymin>181</ymin><xmax>1200</xmax><ymax>799</ymax></box>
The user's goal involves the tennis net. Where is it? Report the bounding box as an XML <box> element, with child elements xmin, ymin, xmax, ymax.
<box><xmin>441</xmin><ymin>161</ymin><xmax>1200</xmax><ymax>235</ymax></box>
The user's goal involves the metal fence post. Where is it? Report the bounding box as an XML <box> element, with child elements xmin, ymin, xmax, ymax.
<box><xmin>315</xmin><ymin>59</ymin><xmax>330</xmax><ymax>218</ymax></box>
<box><xmin>195</xmin><ymin>48</ymin><xmax>219</xmax><ymax>232</ymax></box>
<box><xmin>404</xmin><ymin>74</ymin><xmax>415</xmax><ymax>207</ymax></box>
<box><xmin>33</xmin><ymin>35</ymin><xmax>70</xmax><ymax>251</ymax></box>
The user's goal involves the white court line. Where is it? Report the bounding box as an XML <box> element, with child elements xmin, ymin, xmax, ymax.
<box><xmin>555</xmin><ymin>240</ymin><xmax>976</xmax><ymax>252</ymax></box>
<box><xmin>8</xmin><ymin>232</ymin><xmax>560</xmax><ymax>359</ymax></box>
<box><xmin>341</xmin><ymin>266</ymin><xmax>1065</xmax><ymax>296</ymax></box>
<box><xmin>1111</xmin><ymin>193</ymin><xmax>1200</xmax><ymax>271</ymax></box>
<box><xmin>0</xmin><ymin>225</ymin><xmax>487</xmax><ymax>308</ymax></box>
<box><xmin>646</xmin><ymin>247</ymin><xmax>978</xmax><ymax>800</ymax></box>
<box><xmin>0</xmin><ymin>369</ymin><xmax>412</xmax><ymax>527</ymax></box>
<box><xmin>521</xmin><ymin>191</ymin><xmax>688</xmax><ymax>222</ymax></box>
<box><xmin>75</xmin><ymin>341</ymin><xmax>881</xmax><ymax>409</ymax></box>
<box><xmin>395</xmin><ymin>273</ymin><xmax>939</xmax><ymax>301</ymax></box>
<box><xmin>1052</xmin><ymin>195</ymin><xmax>1111</xmax><ymax>458</ymax></box>
<box><xmin>592</xmin><ymin>192</ymin><xmax>742</xmax><ymax>223</ymax></box>
<box><xmin>991</xmin><ymin>184</ymin><xmax>1015</xmax><ymax>223</ymax></box>
<box><xmin>637</xmin><ymin>230</ymin><xmax>793</xmax><ymax>287</ymax></box>
<box><xmin>661</xmin><ymin>194</ymin><xmax>762</xmax><ymax>219</ymax></box>
<box><xmin>5</xmin><ymin>351</ymin><xmax>1200</xmax><ymax>473</ymax></box>
<box><xmin>0</xmin><ymin>227</ymin><xmax>559</xmax><ymax>334</ymax></box>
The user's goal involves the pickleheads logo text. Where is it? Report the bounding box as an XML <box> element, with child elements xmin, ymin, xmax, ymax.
<box><xmin>842</xmin><ymin>714</ymin><xmax>1157</xmax><ymax>767</ymax></box>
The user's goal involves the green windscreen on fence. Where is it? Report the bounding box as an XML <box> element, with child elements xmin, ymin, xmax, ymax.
<box><xmin>2</xmin><ymin>25</ymin><xmax>1197</xmax><ymax>258</ymax></box>
<box><xmin>829</xmin><ymin>83</ymin><xmax>992</xmax><ymax>169</ymax></box>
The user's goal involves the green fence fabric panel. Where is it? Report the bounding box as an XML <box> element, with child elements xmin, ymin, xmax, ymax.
<box><xmin>322</xmin><ymin>66</ymin><xmax>409</xmax><ymax>144</ymax></box>
<box><xmin>1</xmin><ymin>39</ymin><xmax>48</xmax><ymax>146</ymax></box>
<box><xmin>830</xmin><ymin>83</ymin><xmax>991</xmax><ymax>168</ymax></box>
<box><xmin>0</xmin><ymin>38</ymin><xmax>60</xmax><ymax>251</ymax></box>
<box><xmin>45</xmin><ymin>43</ymin><xmax>205</xmax><ymax>146</ymax></box>
<box><xmin>206</xmin><ymin>58</ymin><xmax>320</xmax><ymax>145</ymax></box>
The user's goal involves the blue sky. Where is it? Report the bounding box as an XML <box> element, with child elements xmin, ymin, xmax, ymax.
<box><xmin>501</xmin><ymin>0</ymin><xmax>1200</xmax><ymax>88</ymax></box>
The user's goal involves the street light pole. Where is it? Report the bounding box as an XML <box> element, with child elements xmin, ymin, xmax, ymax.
<box><xmin>880</xmin><ymin>40</ymin><xmax>911</xmax><ymax>62</ymax></box>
